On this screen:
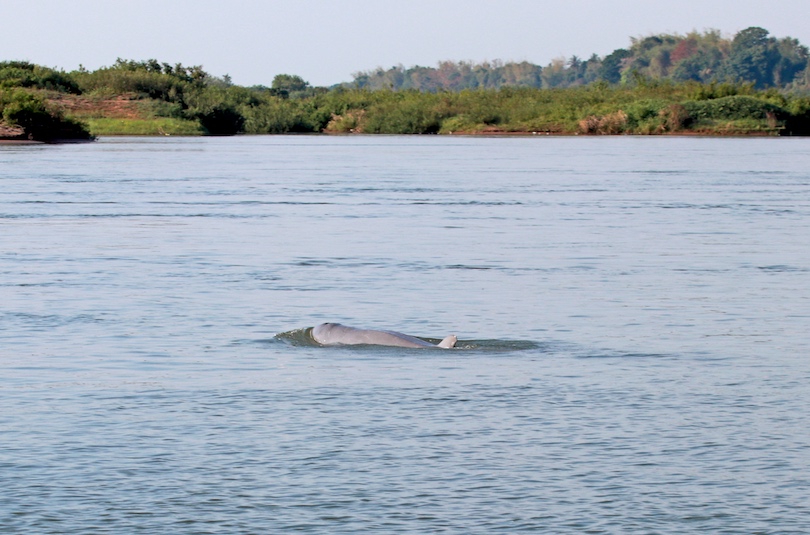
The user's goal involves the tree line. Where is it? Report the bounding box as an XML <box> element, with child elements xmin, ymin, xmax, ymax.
<box><xmin>351</xmin><ymin>28</ymin><xmax>809</xmax><ymax>91</ymax></box>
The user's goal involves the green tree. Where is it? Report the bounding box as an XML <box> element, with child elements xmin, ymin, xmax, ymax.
<box><xmin>271</xmin><ymin>74</ymin><xmax>310</xmax><ymax>97</ymax></box>
<box><xmin>772</xmin><ymin>37</ymin><xmax>809</xmax><ymax>86</ymax></box>
<box><xmin>599</xmin><ymin>49</ymin><xmax>632</xmax><ymax>83</ymax></box>
<box><xmin>723</xmin><ymin>27</ymin><xmax>777</xmax><ymax>88</ymax></box>
<box><xmin>0</xmin><ymin>61</ymin><xmax>80</xmax><ymax>93</ymax></box>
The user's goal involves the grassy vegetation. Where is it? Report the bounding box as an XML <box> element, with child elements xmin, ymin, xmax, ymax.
<box><xmin>85</xmin><ymin>117</ymin><xmax>203</xmax><ymax>136</ymax></box>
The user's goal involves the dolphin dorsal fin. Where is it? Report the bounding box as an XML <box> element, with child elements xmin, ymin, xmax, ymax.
<box><xmin>438</xmin><ymin>335</ymin><xmax>457</xmax><ymax>349</ymax></box>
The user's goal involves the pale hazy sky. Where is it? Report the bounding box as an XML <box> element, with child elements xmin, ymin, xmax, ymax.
<box><xmin>4</xmin><ymin>0</ymin><xmax>809</xmax><ymax>87</ymax></box>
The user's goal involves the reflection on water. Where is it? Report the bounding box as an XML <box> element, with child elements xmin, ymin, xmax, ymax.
<box><xmin>2</xmin><ymin>136</ymin><xmax>810</xmax><ymax>533</ymax></box>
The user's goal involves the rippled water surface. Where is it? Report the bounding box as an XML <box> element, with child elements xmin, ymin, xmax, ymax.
<box><xmin>2</xmin><ymin>136</ymin><xmax>809</xmax><ymax>533</ymax></box>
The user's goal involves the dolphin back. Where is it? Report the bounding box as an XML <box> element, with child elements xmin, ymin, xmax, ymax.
<box><xmin>312</xmin><ymin>323</ymin><xmax>455</xmax><ymax>349</ymax></box>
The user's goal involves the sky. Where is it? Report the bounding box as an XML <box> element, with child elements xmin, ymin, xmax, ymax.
<box><xmin>4</xmin><ymin>0</ymin><xmax>810</xmax><ymax>87</ymax></box>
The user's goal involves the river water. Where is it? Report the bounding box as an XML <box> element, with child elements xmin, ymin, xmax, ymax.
<box><xmin>1</xmin><ymin>135</ymin><xmax>809</xmax><ymax>533</ymax></box>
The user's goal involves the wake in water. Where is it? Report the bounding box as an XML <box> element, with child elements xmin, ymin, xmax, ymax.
<box><xmin>273</xmin><ymin>327</ymin><xmax>541</xmax><ymax>352</ymax></box>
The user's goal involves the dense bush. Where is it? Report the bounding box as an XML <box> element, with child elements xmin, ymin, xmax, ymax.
<box><xmin>783</xmin><ymin>96</ymin><xmax>810</xmax><ymax>134</ymax></box>
<box><xmin>72</xmin><ymin>58</ymin><xmax>209</xmax><ymax>104</ymax></box>
<box><xmin>0</xmin><ymin>89</ymin><xmax>93</xmax><ymax>140</ymax></box>
<box><xmin>241</xmin><ymin>100</ymin><xmax>301</xmax><ymax>133</ymax></box>
<box><xmin>0</xmin><ymin>61</ymin><xmax>80</xmax><ymax>93</ymax></box>
<box><xmin>192</xmin><ymin>103</ymin><xmax>244</xmax><ymax>135</ymax></box>
<box><xmin>361</xmin><ymin>92</ymin><xmax>449</xmax><ymax>134</ymax></box>
<box><xmin>682</xmin><ymin>95</ymin><xmax>787</xmax><ymax>121</ymax></box>
<box><xmin>74</xmin><ymin>68</ymin><xmax>189</xmax><ymax>102</ymax></box>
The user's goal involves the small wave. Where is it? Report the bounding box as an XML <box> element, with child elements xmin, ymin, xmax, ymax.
<box><xmin>411</xmin><ymin>200</ymin><xmax>525</xmax><ymax>206</ymax></box>
<box><xmin>274</xmin><ymin>327</ymin><xmax>318</xmax><ymax>346</ymax></box>
<box><xmin>451</xmin><ymin>339</ymin><xmax>543</xmax><ymax>352</ymax></box>
<box><xmin>444</xmin><ymin>264</ymin><xmax>495</xmax><ymax>271</ymax></box>
<box><xmin>1</xmin><ymin>312</ymin><xmax>102</xmax><ymax>328</ymax></box>
<box><xmin>757</xmin><ymin>265</ymin><xmax>809</xmax><ymax>273</ymax></box>
<box><xmin>575</xmin><ymin>351</ymin><xmax>675</xmax><ymax>360</ymax></box>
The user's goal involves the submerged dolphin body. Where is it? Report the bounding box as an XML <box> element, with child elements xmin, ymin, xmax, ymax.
<box><xmin>311</xmin><ymin>323</ymin><xmax>457</xmax><ymax>349</ymax></box>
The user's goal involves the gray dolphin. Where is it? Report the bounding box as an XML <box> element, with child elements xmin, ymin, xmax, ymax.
<box><xmin>311</xmin><ymin>322</ymin><xmax>457</xmax><ymax>349</ymax></box>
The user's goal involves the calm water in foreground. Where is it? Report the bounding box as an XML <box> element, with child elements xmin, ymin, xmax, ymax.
<box><xmin>1</xmin><ymin>135</ymin><xmax>809</xmax><ymax>533</ymax></box>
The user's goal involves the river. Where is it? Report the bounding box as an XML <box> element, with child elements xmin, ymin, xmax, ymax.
<box><xmin>2</xmin><ymin>135</ymin><xmax>809</xmax><ymax>533</ymax></box>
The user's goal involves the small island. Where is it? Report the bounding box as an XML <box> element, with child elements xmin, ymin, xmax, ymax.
<box><xmin>2</xmin><ymin>27</ymin><xmax>809</xmax><ymax>141</ymax></box>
